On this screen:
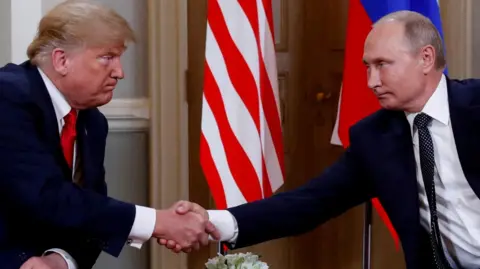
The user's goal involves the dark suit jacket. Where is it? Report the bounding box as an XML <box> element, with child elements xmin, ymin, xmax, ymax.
<box><xmin>0</xmin><ymin>61</ymin><xmax>136</xmax><ymax>269</ymax></box>
<box><xmin>227</xmin><ymin>77</ymin><xmax>480</xmax><ymax>269</ymax></box>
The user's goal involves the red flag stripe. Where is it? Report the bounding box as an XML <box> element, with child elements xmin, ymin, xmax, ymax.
<box><xmin>203</xmin><ymin>63</ymin><xmax>263</xmax><ymax>202</ymax></box>
<box><xmin>257</xmin><ymin>0</ymin><xmax>286</xmax><ymax>185</ymax></box>
<box><xmin>338</xmin><ymin>0</ymin><xmax>379</xmax><ymax>147</ymax></box>
<box><xmin>241</xmin><ymin>0</ymin><xmax>285</xmax><ymax>190</ymax></box>
<box><xmin>205</xmin><ymin>22</ymin><xmax>264</xmax><ymax>181</ymax></box>
<box><xmin>262</xmin><ymin>160</ymin><xmax>273</xmax><ymax>197</ymax></box>
<box><xmin>200</xmin><ymin>133</ymin><xmax>228</xmax><ymax>209</ymax></box>
<box><xmin>332</xmin><ymin>0</ymin><xmax>400</xmax><ymax>249</ymax></box>
<box><xmin>261</xmin><ymin>0</ymin><xmax>275</xmax><ymax>42</ymax></box>
<box><xmin>208</xmin><ymin>0</ymin><xmax>261</xmax><ymax>131</ymax></box>
<box><xmin>201</xmin><ymin>93</ymin><xmax>248</xmax><ymax>206</ymax></box>
<box><xmin>201</xmin><ymin>0</ymin><xmax>284</xmax><ymax>209</ymax></box>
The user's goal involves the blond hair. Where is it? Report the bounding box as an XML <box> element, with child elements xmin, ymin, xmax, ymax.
<box><xmin>375</xmin><ymin>10</ymin><xmax>446</xmax><ymax>70</ymax></box>
<box><xmin>27</xmin><ymin>0</ymin><xmax>135</xmax><ymax>65</ymax></box>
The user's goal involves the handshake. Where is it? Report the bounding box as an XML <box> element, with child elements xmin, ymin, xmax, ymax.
<box><xmin>153</xmin><ymin>201</ymin><xmax>220</xmax><ymax>253</ymax></box>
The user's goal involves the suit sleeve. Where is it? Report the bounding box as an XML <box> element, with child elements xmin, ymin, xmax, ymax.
<box><xmin>0</xmin><ymin>82</ymin><xmax>135</xmax><ymax>257</ymax></box>
<box><xmin>227</xmin><ymin>134</ymin><xmax>373</xmax><ymax>249</ymax></box>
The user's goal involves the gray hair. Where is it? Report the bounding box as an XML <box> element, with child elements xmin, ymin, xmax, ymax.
<box><xmin>374</xmin><ymin>10</ymin><xmax>446</xmax><ymax>70</ymax></box>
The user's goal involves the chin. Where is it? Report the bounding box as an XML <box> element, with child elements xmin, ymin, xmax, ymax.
<box><xmin>100</xmin><ymin>93</ymin><xmax>114</xmax><ymax>105</ymax></box>
<box><xmin>379</xmin><ymin>99</ymin><xmax>401</xmax><ymax>111</ymax></box>
<box><xmin>89</xmin><ymin>95</ymin><xmax>113</xmax><ymax>108</ymax></box>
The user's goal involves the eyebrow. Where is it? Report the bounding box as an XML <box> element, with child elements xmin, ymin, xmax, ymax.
<box><xmin>363</xmin><ymin>57</ymin><xmax>390</xmax><ymax>65</ymax></box>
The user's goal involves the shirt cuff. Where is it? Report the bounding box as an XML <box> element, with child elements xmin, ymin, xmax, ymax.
<box><xmin>127</xmin><ymin>205</ymin><xmax>156</xmax><ymax>249</ymax></box>
<box><xmin>43</xmin><ymin>248</ymin><xmax>78</xmax><ymax>269</ymax></box>
<box><xmin>207</xmin><ymin>210</ymin><xmax>238</xmax><ymax>243</ymax></box>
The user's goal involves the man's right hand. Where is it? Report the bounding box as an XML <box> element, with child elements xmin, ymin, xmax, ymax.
<box><xmin>19</xmin><ymin>254</ymin><xmax>67</xmax><ymax>269</ymax></box>
<box><xmin>153</xmin><ymin>201</ymin><xmax>219</xmax><ymax>253</ymax></box>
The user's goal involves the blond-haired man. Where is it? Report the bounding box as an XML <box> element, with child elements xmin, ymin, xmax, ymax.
<box><xmin>0</xmin><ymin>1</ymin><xmax>218</xmax><ymax>269</ymax></box>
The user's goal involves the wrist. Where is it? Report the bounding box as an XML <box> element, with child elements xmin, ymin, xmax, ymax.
<box><xmin>153</xmin><ymin>209</ymin><xmax>166</xmax><ymax>238</ymax></box>
<box><xmin>43</xmin><ymin>253</ymin><xmax>67</xmax><ymax>268</ymax></box>
<box><xmin>43</xmin><ymin>248</ymin><xmax>77</xmax><ymax>269</ymax></box>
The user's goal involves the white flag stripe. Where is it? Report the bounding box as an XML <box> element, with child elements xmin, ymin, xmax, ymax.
<box><xmin>201</xmin><ymin>0</ymin><xmax>284</xmax><ymax>207</ymax></box>
<box><xmin>201</xmin><ymin>96</ymin><xmax>248</xmax><ymax>207</ymax></box>
<box><xmin>330</xmin><ymin>84</ymin><xmax>343</xmax><ymax>146</ymax></box>
<box><xmin>263</xmin><ymin>116</ymin><xmax>284</xmax><ymax>191</ymax></box>
<box><xmin>258</xmin><ymin>0</ymin><xmax>284</xmax><ymax>191</ymax></box>
<box><xmin>257</xmin><ymin>0</ymin><xmax>282</xmax><ymax>117</ymax></box>
<box><xmin>205</xmin><ymin>23</ymin><xmax>263</xmax><ymax>183</ymax></box>
<box><xmin>217</xmin><ymin>0</ymin><xmax>260</xmax><ymax>89</ymax></box>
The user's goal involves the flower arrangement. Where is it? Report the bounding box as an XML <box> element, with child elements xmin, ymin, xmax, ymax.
<box><xmin>205</xmin><ymin>252</ymin><xmax>269</xmax><ymax>269</ymax></box>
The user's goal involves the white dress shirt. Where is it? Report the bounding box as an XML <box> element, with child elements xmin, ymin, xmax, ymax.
<box><xmin>209</xmin><ymin>74</ymin><xmax>480</xmax><ymax>268</ymax></box>
<box><xmin>37</xmin><ymin>68</ymin><xmax>156</xmax><ymax>269</ymax></box>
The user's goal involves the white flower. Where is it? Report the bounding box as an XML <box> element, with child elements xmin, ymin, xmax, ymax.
<box><xmin>205</xmin><ymin>252</ymin><xmax>269</xmax><ymax>269</ymax></box>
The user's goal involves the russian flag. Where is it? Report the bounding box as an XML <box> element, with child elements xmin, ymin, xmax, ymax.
<box><xmin>330</xmin><ymin>0</ymin><xmax>445</xmax><ymax>248</ymax></box>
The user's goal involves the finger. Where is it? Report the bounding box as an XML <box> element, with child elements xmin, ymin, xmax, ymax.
<box><xmin>174</xmin><ymin>245</ymin><xmax>183</xmax><ymax>253</ymax></box>
<box><xmin>167</xmin><ymin>240</ymin><xmax>177</xmax><ymax>249</ymax></box>
<box><xmin>182</xmin><ymin>247</ymin><xmax>192</xmax><ymax>253</ymax></box>
<box><xmin>206</xmin><ymin>221</ymin><xmax>221</xmax><ymax>240</ymax></box>
<box><xmin>191</xmin><ymin>203</ymin><xmax>208</xmax><ymax>219</ymax></box>
<box><xmin>199</xmin><ymin>231</ymin><xmax>209</xmax><ymax>246</ymax></box>
<box><xmin>174</xmin><ymin>200</ymin><xmax>193</xmax><ymax>214</ymax></box>
<box><xmin>192</xmin><ymin>241</ymin><xmax>200</xmax><ymax>251</ymax></box>
<box><xmin>19</xmin><ymin>258</ymin><xmax>36</xmax><ymax>269</ymax></box>
<box><xmin>157</xmin><ymin>238</ymin><xmax>175</xmax><ymax>250</ymax></box>
<box><xmin>19</xmin><ymin>261</ymin><xmax>31</xmax><ymax>269</ymax></box>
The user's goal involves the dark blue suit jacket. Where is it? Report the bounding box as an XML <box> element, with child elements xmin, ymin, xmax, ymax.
<box><xmin>0</xmin><ymin>61</ymin><xmax>136</xmax><ymax>269</ymax></box>
<box><xmin>227</xmin><ymin>77</ymin><xmax>480</xmax><ymax>269</ymax></box>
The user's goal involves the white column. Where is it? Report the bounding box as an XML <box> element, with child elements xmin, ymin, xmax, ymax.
<box><xmin>0</xmin><ymin>0</ymin><xmax>64</xmax><ymax>65</ymax></box>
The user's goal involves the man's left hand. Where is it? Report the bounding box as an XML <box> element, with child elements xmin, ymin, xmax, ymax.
<box><xmin>158</xmin><ymin>200</ymin><xmax>220</xmax><ymax>253</ymax></box>
<box><xmin>19</xmin><ymin>253</ymin><xmax>68</xmax><ymax>269</ymax></box>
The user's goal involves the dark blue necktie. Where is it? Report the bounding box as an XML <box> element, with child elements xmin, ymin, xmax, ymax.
<box><xmin>414</xmin><ymin>113</ymin><xmax>452</xmax><ymax>269</ymax></box>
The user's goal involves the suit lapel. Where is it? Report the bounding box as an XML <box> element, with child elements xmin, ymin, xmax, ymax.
<box><xmin>378</xmin><ymin>111</ymin><xmax>421</xmax><ymax>244</ymax></box>
<box><xmin>75</xmin><ymin>109</ymin><xmax>95</xmax><ymax>189</ymax></box>
<box><xmin>448</xmin><ymin>79</ymin><xmax>480</xmax><ymax>198</ymax></box>
<box><xmin>23</xmin><ymin>62</ymin><xmax>72</xmax><ymax>178</ymax></box>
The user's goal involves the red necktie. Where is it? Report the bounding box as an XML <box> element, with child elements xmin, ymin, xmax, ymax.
<box><xmin>61</xmin><ymin>109</ymin><xmax>77</xmax><ymax>169</ymax></box>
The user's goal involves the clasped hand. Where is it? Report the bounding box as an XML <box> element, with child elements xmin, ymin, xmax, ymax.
<box><xmin>154</xmin><ymin>201</ymin><xmax>219</xmax><ymax>253</ymax></box>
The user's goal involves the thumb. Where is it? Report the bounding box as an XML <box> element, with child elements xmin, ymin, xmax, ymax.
<box><xmin>174</xmin><ymin>200</ymin><xmax>192</xmax><ymax>214</ymax></box>
<box><xmin>206</xmin><ymin>221</ymin><xmax>221</xmax><ymax>241</ymax></box>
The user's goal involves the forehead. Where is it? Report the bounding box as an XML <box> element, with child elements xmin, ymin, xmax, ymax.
<box><xmin>363</xmin><ymin>21</ymin><xmax>408</xmax><ymax>61</ymax></box>
<box><xmin>84</xmin><ymin>43</ymin><xmax>127</xmax><ymax>55</ymax></box>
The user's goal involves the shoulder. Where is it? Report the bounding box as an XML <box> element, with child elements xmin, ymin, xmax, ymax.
<box><xmin>349</xmin><ymin>109</ymin><xmax>401</xmax><ymax>136</ymax></box>
<box><xmin>447</xmin><ymin>77</ymin><xmax>480</xmax><ymax>105</ymax></box>
<box><xmin>0</xmin><ymin>62</ymin><xmax>33</xmax><ymax>102</ymax></box>
<box><xmin>84</xmin><ymin>108</ymin><xmax>109</xmax><ymax>134</ymax></box>
<box><xmin>448</xmin><ymin>77</ymin><xmax>480</xmax><ymax>89</ymax></box>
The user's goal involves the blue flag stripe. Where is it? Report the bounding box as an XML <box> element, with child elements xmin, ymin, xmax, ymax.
<box><xmin>359</xmin><ymin>0</ymin><xmax>447</xmax><ymax>74</ymax></box>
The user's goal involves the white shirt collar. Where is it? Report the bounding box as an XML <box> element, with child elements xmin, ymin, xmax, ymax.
<box><xmin>405</xmin><ymin>74</ymin><xmax>449</xmax><ymax>133</ymax></box>
<box><xmin>37</xmin><ymin>67</ymin><xmax>72</xmax><ymax>122</ymax></box>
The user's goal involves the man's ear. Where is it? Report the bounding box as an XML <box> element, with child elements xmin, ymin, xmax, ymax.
<box><xmin>420</xmin><ymin>45</ymin><xmax>436</xmax><ymax>74</ymax></box>
<box><xmin>51</xmin><ymin>48</ymin><xmax>69</xmax><ymax>76</ymax></box>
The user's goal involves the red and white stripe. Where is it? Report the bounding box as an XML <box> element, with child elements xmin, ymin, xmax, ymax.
<box><xmin>200</xmin><ymin>0</ymin><xmax>284</xmax><ymax>209</ymax></box>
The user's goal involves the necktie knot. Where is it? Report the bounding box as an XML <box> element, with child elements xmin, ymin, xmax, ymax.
<box><xmin>64</xmin><ymin>109</ymin><xmax>77</xmax><ymax>126</ymax></box>
<box><xmin>414</xmin><ymin>113</ymin><xmax>432</xmax><ymax>129</ymax></box>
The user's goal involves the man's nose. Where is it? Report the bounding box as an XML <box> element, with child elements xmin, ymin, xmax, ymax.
<box><xmin>367</xmin><ymin>68</ymin><xmax>381</xmax><ymax>89</ymax></box>
<box><xmin>112</xmin><ymin>61</ymin><xmax>124</xmax><ymax>80</ymax></box>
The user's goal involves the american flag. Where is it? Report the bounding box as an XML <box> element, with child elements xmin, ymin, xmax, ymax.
<box><xmin>200</xmin><ymin>0</ymin><xmax>284</xmax><ymax>209</ymax></box>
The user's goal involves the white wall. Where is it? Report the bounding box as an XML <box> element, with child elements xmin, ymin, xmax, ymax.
<box><xmin>0</xmin><ymin>1</ymin><xmax>11</xmax><ymax>65</ymax></box>
<box><xmin>0</xmin><ymin>0</ymin><xmax>64</xmax><ymax>65</ymax></box>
